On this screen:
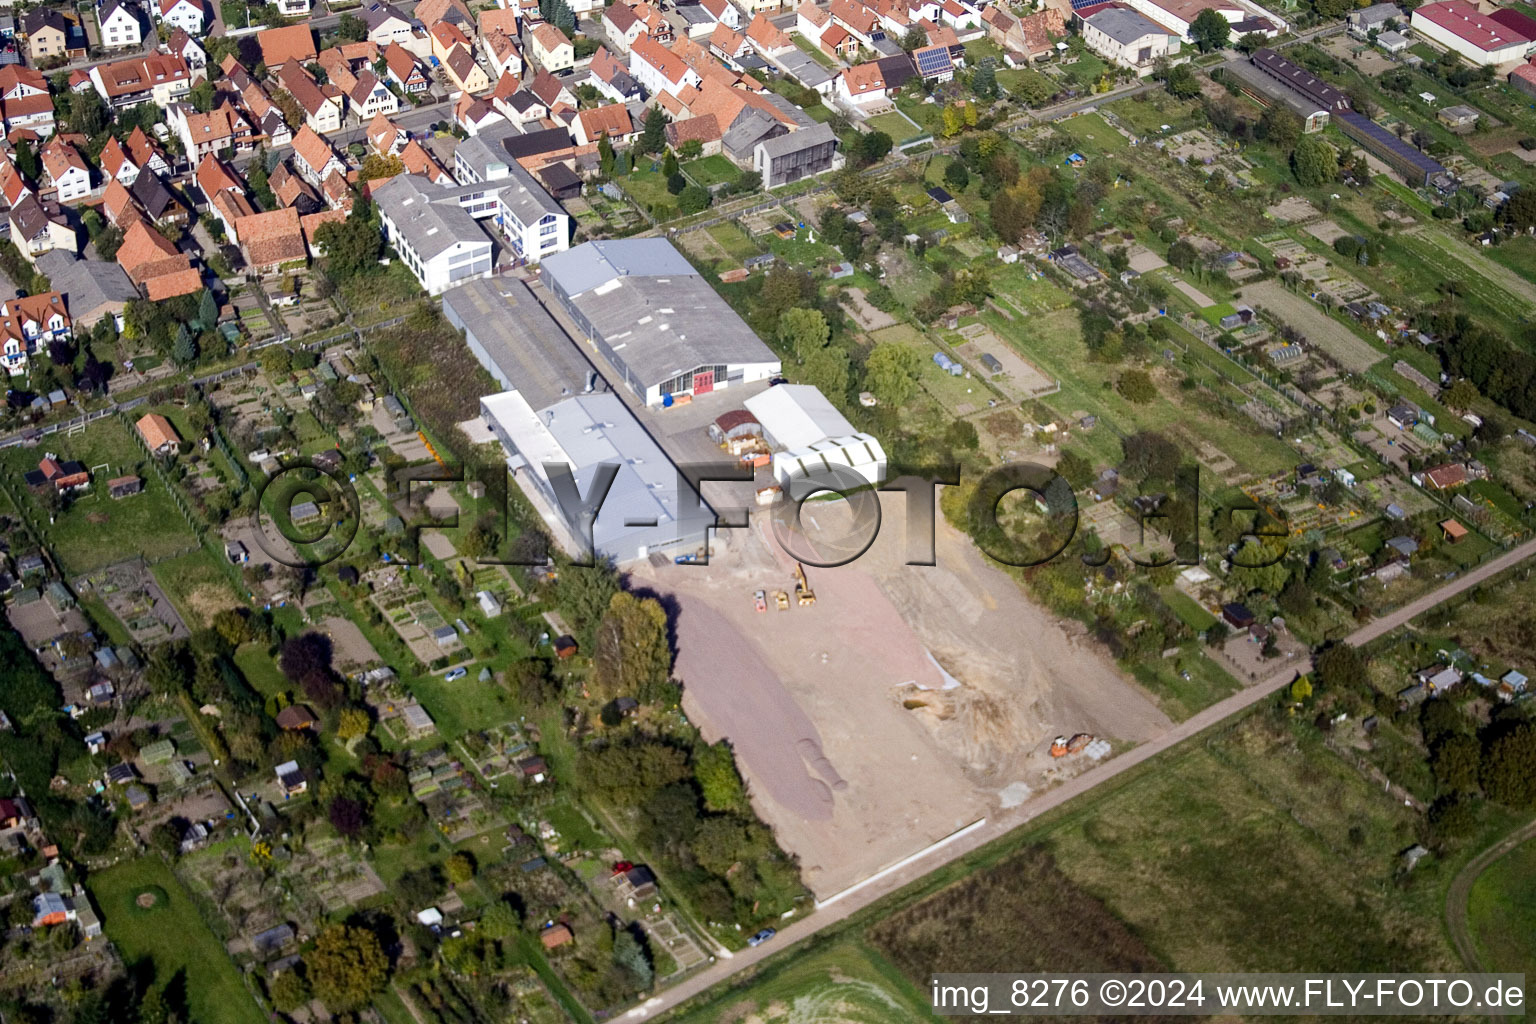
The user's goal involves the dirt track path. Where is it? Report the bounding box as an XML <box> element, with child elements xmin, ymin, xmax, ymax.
<box><xmin>1444</xmin><ymin>819</ymin><xmax>1536</xmax><ymax>971</ymax></box>
<box><xmin>632</xmin><ymin>536</ymin><xmax>1536</xmax><ymax>1021</ymax></box>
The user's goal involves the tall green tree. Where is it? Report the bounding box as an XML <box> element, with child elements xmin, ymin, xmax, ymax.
<box><xmin>639</xmin><ymin>106</ymin><xmax>667</xmax><ymax>154</ymax></box>
<box><xmin>590</xmin><ymin>592</ymin><xmax>672</xmax><ymax>703</ymax></box>
<box><xmin>1292</xmin><ymin>134</ymin><xmax>1338</xmax><ymax>187</ymax></box>
<box><xmin>1189</xmin><ymin>8</ymin><xmax>1231</xmax><ymax>52</ymax></box>
<box><xmin>307</xmin><ymin>925</ymin><xmax>389</xmax><ymax>1013</ymax></box>
<box><xmin>864</xmin><ymin>342</ymin><xmax>922</xmax><ymax>404</ymax></box>
<box><xmin>777</xmin><ymin>307</ymin><xmax>830</xmax><ymax>363</ymax></box>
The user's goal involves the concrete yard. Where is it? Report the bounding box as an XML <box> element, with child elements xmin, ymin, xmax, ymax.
<box><xmin>633</xmin><ymin>493</ymin><xmax>1170</xmax><ymax>900</ymax></box>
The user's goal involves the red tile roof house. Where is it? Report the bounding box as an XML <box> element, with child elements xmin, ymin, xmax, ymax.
<box><xmin>233</xmin><ymin>208</ymin><xmax>309</xmax><ymax>277</ymax></box>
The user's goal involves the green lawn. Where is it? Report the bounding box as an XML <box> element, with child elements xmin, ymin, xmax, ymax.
<box><xmin>792</xmin><ymin>33</ymin><xmax>838</xmax><ymax>69</ymax></box>
<box><xmin>87</xmin><ymin>858</ymin><xmax>266</xmax><ymax>1024</ymax></box>
<box><xmin>151</xmin><ymin>546</ymin><xmax>243</xmax><ymax>630</ymax></box>
<box><xmin>1469</xmin><ymin>837</ymin><xmax>1536</xmax><ymax>987</ymax></box>
<box><xmin>618</xmin><ymin>168</ymin><xmax>677</xmax><ymax>218</ymax></box>
<box><xmin>0</xmin><ymin>417</ymin><xmax>199</xmax><ymax>573</ymax></box>
<box><xmin>682</xmin><ymin>154</ymin><xmax>740</xmax><ymax>187</ymax></box>
<box><xmin>1161</xmin><ymin>587</ymin><xmax>1217</xmax><ymax>630</ymax></box>
<box><xmin>865</xmin><ymin>110</ymin><xmax>923</xmax><ymax>142</ymax></box>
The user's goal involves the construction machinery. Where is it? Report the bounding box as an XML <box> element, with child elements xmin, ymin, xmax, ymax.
<box><xmin>773</xmin><ymin>590</ymin><xmax>790</xmax><ymax>611</ymax></box>
<box><xmin>794</xmin><ymin>563</ymin><xmax>816</xmax><ymax>606</ymax></box>
<box><xmin>1049</xmin><ymin>734</ymin><xmax>1094</xmax><ymax>758</ymax></box>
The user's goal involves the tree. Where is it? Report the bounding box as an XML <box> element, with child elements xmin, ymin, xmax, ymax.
<box><xmin>1502</xmin><ymin>188</ymin><xmax>1536</xmax><ymax>231</ymax></box>
<box><xmin>1259</xmin><ymin>105</ymin><xmax>1302</xmax><ymax>151</ymax></box>
<box><xmin>639</xmin><ymin>106</ymin><xmax>667</xmax><ymax>155</ymax></box>
<box><xmin>444</xmin><ymin>852</ymin><xmax>476</xmax><ymax>885</ymax></box>
<box><xmin>358</xmin><ymin>153</ymin><xmax>405</xmax><ymax>180</ymax></box>
<box><xmin>972</xmin><ymin>60</ymin><xmax>997</xmax><ymax>99</ymax></box>
<box><xmin>338</xmin><ymin>12</ymin><xmax>367</xmax><ymax>41</ymax></box>
<box><xmin>306</xmin><ymin>925</ymin><xmax>389</xmax><ymax>1013</ymax></box>
<box><xmin>1442</xmin><ymin>379</ymin><xmax>1479</xmax><ymax>411</ymax></box>
<box><xmin>679</xmin><ymin>138</ymin><xmax>704</xmax><ymax>160</ymax></box>
<box><xmin>13</xmin><ymin>137</ymin><xmax>37</xmax><ymax>181</ymax></box>
<box><xmin>864</xmin><ymin>342</ymin><xmax>922</xmax><ymax>404</ymax></box>
<box><xmin>901</xmin><ymin>25</ymin><xmax>927</xmax><ymax>50</ymax></box>
<box><xmin>1314</xmin><ymin>642</ymin><xmax>1367</xmax><ymax>691</ymax></box>
<box><xmin>1292</xmin><ymin>134</ymin><xmax>1338</xmax><ymax>187</ymax></box>
<box><xmin>172</xmin><ymin>324</ymin><xmax>199</xmax><ymax>365</ymax></box>
<box><xmin>777</xmin><ymin>307</ymin><xmax>830</xmax><ymax>363</ymax></box>
<box><xmin>590</xmin><ymin>592</ymin><xmax>672</xmax><ymax>703</ymax></box>
<box><xmin>337</xmin><ymin>707</ymin><xmax>370</xmax><ymax>742</ymax></box>
<box><xmin>1117</xmin><ymin>369</ymin><xmax>1156</xmax><ymax>404</ymax></box>
<box><xmin>1289</xmin><ymin>676</ymin><xmax>1313</xmax><ymax>702</ymax></box>
<box><xmin>198</xmin><ymin>288</ymin><xmax>219</xmax><ymax>331</ymax></box>
<box><xmin>190</xmin><ymin>79</ymin><xmax>216</xmax><ymax>113</ymax></box>
<box><xmin>1234</xmin><ymin>30</ymin><xmax>1266</xmax><ymax>54</ymax></box>
<box><xmin>328</xmin><ymin>795</ymin><xmax>366</xmax><ymax>838</ymax></box>
<box><xmin>677</xmin><ymin>183</ymin><xmax>711</xmax><ymax>214</ymax></box>
<box><xmin>1120</xmin><ymin>430</ymin><xmax>1181</xmax><ymax>483</ymax></box>
<box><xmin>1189</xmin><ymin>8</ymin><xmax>1231</xmax><ymax>52</ymax></box>
<box><xmin>849</xmin><ymin>130</ymin><xmax>893</xmax><ymax>168</ymax></box>
<box><xmin>613</xmin><ymin>928</ymin><xmax>654</xmax><ymax>989</ymax></box>
<box><xmin>662</xmin><ymin>149</ymin><xmax>678</xmax><ymax>177</ymax></box>
<box><xmin>1164</xmin><ymin>63</ymin><xmax>1201</xmax><ymax>99</ymax></box>
<box><xmin>802</xmin><ymin>345</ymin><xmax>851</xmax><ymax>398</ymax></box>
<box><xmin>1166</xmin><ymin>238</ymin><xmax>1197</xmax><ymax>270</ymax></box>
<box><xmin>1431</xmin><ymin>733</ymin><xmax>1481</xmax><ymax>794</ymax></box>
<box><xmin>315</xmin><ymin>211</ymin><xmax>383</xmax><ymax>282</ymax></box>
<box><xmin>95</xmin><ymin>224</ymin><xmax>124</xmax><ymax>262</ymax></box>
<box><xmin>1482</xmin><ymin>724</ymin><xmax>1536</xmax><ymax>807</ymax></box>
<box><xmin>268</xmin><ymin>972</ymin><xmax>311</xmax><ymax>1015</ymax></box>
<box><xmin>598</xmin><ymin>132</ymin><xmax>615</xmax><ymax>176</ymax></box>
<box><xmin>943</xmin><ymin>161</ymin><xmax>970</xmax><ymax>191</ymax></box>
<box><xmin>694</xmin><ymin>741</ymin><xmax>747</xmax><ymax>813</ymax></box>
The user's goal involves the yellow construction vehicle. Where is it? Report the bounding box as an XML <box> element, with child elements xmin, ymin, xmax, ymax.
<box><xmin>773</xmin><ymin>590</ymin><xmax>790</xmax><ymax>611</ymax></box>
<box><xmin>794</xmin><ymin>563</ymin><xmax>816</xmax><ymax>606</ymax></box>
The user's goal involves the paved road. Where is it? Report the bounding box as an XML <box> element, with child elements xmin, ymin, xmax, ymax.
<box><xmin>633</xmin><ymin>535</ymin><xmax>1536</xmax><ymax>1020</ymax></box>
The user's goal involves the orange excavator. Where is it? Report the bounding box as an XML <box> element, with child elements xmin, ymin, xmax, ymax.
<box><xmin>1050</xmin><ymin>734</ymin><xmax>1093</xmax><ymax>758</ymax></box>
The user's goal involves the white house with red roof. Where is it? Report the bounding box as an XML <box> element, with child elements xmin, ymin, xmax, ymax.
<box><xmin>630</xmin><ymin>35</ymin><xmax>704</xmax><ymax>97</ymax></box>
<box><xmin>1411</xmin><ymin>0</ymin><xmax>1536</xmax><ymax>64</ymax></box>
<box><xmin>156</xmin><ymin>0</ymin><xmax>206</xmax><ymax>36</ymax></box>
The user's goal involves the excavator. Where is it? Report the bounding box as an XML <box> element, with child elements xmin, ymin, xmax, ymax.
<box><xmin>794</xmin><ymin>563</ymin><xmax>816</xmax><ymax>606</ymax></box>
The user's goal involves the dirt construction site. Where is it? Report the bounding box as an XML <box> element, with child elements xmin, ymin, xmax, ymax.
<box><xmin>630</xmin><ymin>493</ymin><xmax>1171</xmax><ymax>901</ymax></box>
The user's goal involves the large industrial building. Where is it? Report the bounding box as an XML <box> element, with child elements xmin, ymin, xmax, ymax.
<box><xmin>444</xmin><ymin>277</ymin><xmax>600</xmax><ymax>406</ymax></box>
<box><xmin>1410</xmin><ymin>0</ymin><xmax>1536</xmax><ymax>65</ymax></box>
<box><xmin>745</xmin><ymin>384</ymin><xmax>886</xmax><ymax>497</ymax></box>
<box><xmin>480</xmin><ymin>390</ymin><xmax>714</xmax><ymax>564</ymax></box>
<box><xmin>445</xmin><ymin>276</ymin><xmax>713</xmax><ymax>565</ymax></box>
<box><xmin>539</xmin><ymin>240</ymin><xmax>781</xmax><ymax>406</ymax></box>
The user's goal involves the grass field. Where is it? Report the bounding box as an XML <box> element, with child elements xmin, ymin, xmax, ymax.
<box><xmin>87</xmin><ymin>858</ymin><xmax>266</xmax><ymax>1024</ymax></box>
<box><xmin>0</xmin><ymin>418</ymin><xmax>198</xmax><ymax>573</ymax></box>
<box><xmin>151</xmin><ymin>546</ymin><xmax>243</xmax><ymax>629</ymax></box>
<box><xmin>683</xmin><ymin>154</ymin><xmax>740</xmax><ymax>187</ymax></box>
<box><xmin>1160</xmin><ymin>586</ymin><xmax>1217</xmax><ymax>630</ymax></box>
<box><xmin>1468</xmin><ymin>838</ymin><xmax>1536</xmax><ymax>979</ymax></box>
<box><xmin>672</xmin><ymin>939</ymin><xmax>935</xmax><ymax>1024</ymax></box>
<box><xmin>865</xmin><ymin>110</ymin><xmax>923</xmax><ymax>142</ymax></box>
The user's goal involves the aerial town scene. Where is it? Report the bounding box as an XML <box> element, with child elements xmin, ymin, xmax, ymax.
<box><xmin>2</xmin><ymin>0</ymin><xmax>1536</xmax><ymax>1014</ymax></box>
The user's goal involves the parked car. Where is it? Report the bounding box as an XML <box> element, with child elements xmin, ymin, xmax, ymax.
<box><xmin>747</xmin><ymin>928</ymin><xmax>776</xmax><ymax>947</ymax></box>
<box><xmin>444</xmin><ymin>667</ymin><xmax>467</xmax><ymax>681</ymax></box>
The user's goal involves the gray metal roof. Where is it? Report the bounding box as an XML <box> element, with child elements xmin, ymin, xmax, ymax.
<box><xmin>443</xmin><ymin>277</ymin><xmax>602</xmax><ymax>410</ymax></box>
<box><xmin>721</xmin><ymin>110</ymin><xmax>779</xmax><ymax>159</ymax></box>
<box><xmin>1086</xmin><ymin>7</ymin><xmax>1167</xmax><ymax>44</ymax></box>
<box><xmin>541</xmin><ymin>240</ymin><xmax>777</xmax><ymax>386</ymax></box>
<box><xmin>373</xmin><ymin>173</ymin><xmax>490</xmax><ymax>261</ymax></box>
<box><xmin>541</xmin><ymin>238</ymin><xmax>699</xmax><ymax>294</ymax></box>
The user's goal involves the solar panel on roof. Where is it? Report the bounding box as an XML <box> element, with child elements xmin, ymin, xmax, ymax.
<box><xmin>916</xmin><ymin>47</ymin><xmax>951</xmax><ymax>73</ymax></box>
<box><xmin>1070</xmin><ymin>0</ymin><xmax>1101</xmax><ymax>10</ymax></box>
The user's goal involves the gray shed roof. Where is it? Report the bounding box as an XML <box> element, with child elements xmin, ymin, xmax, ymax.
<box><xmin>443</xmin><ymin>277</ymin><xmax>601</xmax><ymax>409</ymax></box>
<box><xmin>38</xmin><ymin>252</ymin><xmax>139</xmax><ymax>322</ymax></box>
<box><xmin>540</xmin><ymin>240</ymin><xmax>777</xmax><ymax>386</ymax></box>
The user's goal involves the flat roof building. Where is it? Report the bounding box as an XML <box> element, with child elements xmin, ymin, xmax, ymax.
<box><xmin>539</xmin><ymin>240</ymin><xmax>781</xmax><ymax>406</ymax></box>
<box><xmin>480</xmin><ymin>390</ymin><xmax>714</xmax><ymax>563</ymax></box>
<box><xmin>443</xmin><ymin>277</ymin><xmax>602</xmax><ymax>409</ymax></box>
